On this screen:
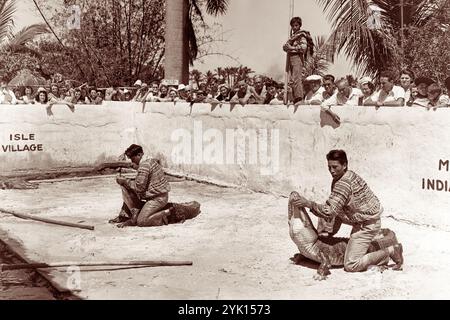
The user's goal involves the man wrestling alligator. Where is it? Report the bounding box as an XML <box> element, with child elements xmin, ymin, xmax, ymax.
<box><xmin>288</xmin><ymin>150</ymin><xmax>404</xmax><ymax>280</ymax></box>
<box><xmin>108</xmin><ymin>144</ymin><xmax>201</xmax><ymax>228</ymax></box>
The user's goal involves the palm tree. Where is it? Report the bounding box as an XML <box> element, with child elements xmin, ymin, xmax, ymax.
<box><xmin>303</xmin><ymin>35</ymin><xmax>332</xmax><ymax>76</ymax></box>
<box><xmin>223</xmin><ymin>66</ymin><xmax>234</xmax><ymax>87</ymax></box>
<box><xmin>204</xmin><ymin>70</ymin><xmax>217</xmax><ymax>87</ymax></box>
<box><xmin>189</xmin><ymin>69</ymin><xmax>203</xmax><ymax>88</ymax></box>
<box><xmin>316</xmin><ymin>0</ymin><xmax>447</xmax><ymax>76</ymax></box>
<box><xmin>165</xmin><ymin>0</ymin><xmax>229</xmax><ymax>84</ymax></box>
<box><xmin>0</xmin><ymin>0</ymin><xmax>49</xmax><ymax>55</ymax></box>
<box><xmin>215</xmin><ymin>67</ymin><xmax>227</xmax><ymax>84</ymax></box>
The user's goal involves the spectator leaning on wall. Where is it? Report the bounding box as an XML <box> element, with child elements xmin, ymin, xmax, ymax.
<box><xmin>322</xmin><ymin>78</ymin><xmax>363</xmax><ymax>107</ymax></box>
<box><xmin>22</xmin><ymin>86</ymin><xmax>35</xmax><ymax>104</ymax></box>
<box><xmin>359</xmin><ymin>77</ymin><xmax>376</xmax><ymax>106</ymax></box>
<box><xmin>427</xmin><ymin>83</ymin><xmax>449</xmax><ymax>108</ymax></box>
<box><xmin>304</xmin><ymin>75</ymin><xmax>325</xmax><ymax>105</ymax></box>
<box><xmin>411</xmin><ymin>77</ymin><xmax>434</xmax><ymax>107</ymax></box>
<box><xmin>369</xmin><ymin>71</ymin><xmax>405</xmax><ymax>107</ymax></box>
<box><xmin>0</xmin><ymin>79</ymin><xmax>17</xmax><ymax>104</ymax></box>
<box><xmin>399</xmin><ymin>69</ymin><xmax>415</xmax><ymax>105</ymax></box>
<box><xmin>322</xmin><ymin>74</ymin><xmax>337</xmax><ymax>100</ymax></box>
<box><xmin>230</xmin><ymin>80</ymin><xmax>253</xmax><ymax>105</ymax></box>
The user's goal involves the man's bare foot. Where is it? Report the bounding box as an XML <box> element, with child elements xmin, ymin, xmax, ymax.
<box><xmin>390</xmin><ymin>243</ymin><xmax>404</xmax><ymax>270</ymax></box>
<box><xmin>117</xmin><ymin>220</ymin><xmax>135</xmax><ymax>228</ymax></box>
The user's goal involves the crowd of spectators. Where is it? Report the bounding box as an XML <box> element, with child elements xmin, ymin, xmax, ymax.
<box><xmin>0</xmin><ymin>69</ymin><xmax>449</xmax><ymax>109</ymax></box>
<box><xmin>301</xmin><ymin>70</ymin><xmax>449</xmax><ymax>109</ymax></box>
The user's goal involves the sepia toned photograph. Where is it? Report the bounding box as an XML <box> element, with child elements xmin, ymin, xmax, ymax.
<box><xmin>0</xmin><ymin>0</ymin><xmax>449</xmax><ymax>303</ymax></box>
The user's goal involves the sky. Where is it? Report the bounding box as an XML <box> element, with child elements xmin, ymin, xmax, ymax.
<box><xmin>195</xmin><ymin>0</ymin><xmax>353</xmax><ymax>81</ymax></box>
<box><xmin>14</xmin><ymin>0</ymin><xmax>354</xmax><ymax>81</ymax></box>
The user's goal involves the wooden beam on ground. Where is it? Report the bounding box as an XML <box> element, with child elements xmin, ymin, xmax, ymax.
<box><xmin>0</xmin><ymin>209</ymin><xmax>95</xmax><ymax>231</ymax></box>
<box><xmin>0</xmin><ymin>260</ymin><xmax>193</xmax><ymax>271</ymax></box>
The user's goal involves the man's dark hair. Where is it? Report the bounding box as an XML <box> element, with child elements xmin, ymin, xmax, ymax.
<box><xmin>323</xmin><ymin>74</ymin><xmax>335</xmax><ymax>83</ymax></box>
<box><xmin>428</xmin><ymin>83</ymin><xmax>442</xmax><ymax>95</ymax></box>
<box><xmin>290</xmin><ymin>17</ymin><xmax>302</xmax><ymax>28</ymax></box>
<box><xmin>326</xmin><ymin>150</ymin><xmax>348</xmax><ymax>166</ymax></box>
<box><xmin>265</xmin><ymin>81</ymin><xmax>276</xmax><ymax>89</ymax></box>
<box><xmin>400</xmin><ymin>69</ymin><xmax>415</xmax><ymax>80</ymax></box>
<box><xmin>125</xmin><ymin>144</ymin><xmax>143</xmax><ymax>158</ymax></box>
<box><xmin>379</xmin><ymin>70</ymin><xmax>394</xmax><ymax>82</ymax></box>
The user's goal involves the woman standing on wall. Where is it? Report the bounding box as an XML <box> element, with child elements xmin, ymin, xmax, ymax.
<box><xmin>283</xmin><ymin>17</ymin><xmax>314</xmax><ymax>105</ymax></box>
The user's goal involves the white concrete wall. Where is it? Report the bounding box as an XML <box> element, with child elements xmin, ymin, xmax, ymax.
<box><xmin>1</xmin><ymin>102</ymin><xmax>449</xmax><ymax>229</ymax></box>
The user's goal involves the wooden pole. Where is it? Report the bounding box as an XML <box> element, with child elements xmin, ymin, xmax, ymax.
<box><xmin>0</xmin><ymin>260</ymin><xmax>193</xmax><ymax>272</ymax></box>
<box><xmin>0</xmin><ymin>209</ymin><xmax>94</xmax><ymax>231</ymax></box>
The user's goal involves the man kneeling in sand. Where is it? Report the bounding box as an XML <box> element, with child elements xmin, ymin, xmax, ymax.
<box><xmin>290</xmin><ymin>149</ymin><xmax>403</xmax><ymax>272</ymax></box>
<box><xmin>109</xmin><ymin>144</ymin><xmax>171</xmax><ymax>228</ymax></box>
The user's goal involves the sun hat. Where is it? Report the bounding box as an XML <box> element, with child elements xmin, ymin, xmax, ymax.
<box><xmin>359</xmin><ymin>76</ymin><xmax>373</xmax><ymax>85</ymax></box>
<box><xmin>305</xmin><ymin>75</ymin><xmax>322</xmax><ymax>81</ymax></box>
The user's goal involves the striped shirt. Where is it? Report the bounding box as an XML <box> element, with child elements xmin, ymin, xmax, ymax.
<box><xmin>311</xmin><ymin>170</ymin><xmax>383</xmax><ymax>224</ymax></box>
<box><xmin>126</xmin><ymin>158</ymin><xmax>170</xmax><ymax>200</ymax></box>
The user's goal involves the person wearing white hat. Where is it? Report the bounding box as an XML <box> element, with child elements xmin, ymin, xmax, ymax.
<box><xmin>168</xmin><ymin>87</ymin><xmax>179</xmax><ymax>102</ymax></box>
<box><xmin>177</xmin><ymin>84</ymin><xmax>190</xmax><ymax>101</ymax></box>
<box><xmin>304</xmin><ymin>75</ymin><xmax>325</xmax><ymax>105</ymax></box>
<box><xmin>134</xmin><ymin>79</ymin><xmax>143</xmax><ymax>87</ymax></box>
<box><xmin>358</xmin><ymin>77</ymin><xmax>376</xmax><ymax>105</ymax></box>
<box><xmin>122</xmin><ymin>88</ymin><xmax>133</xmax><ymax>101</ymax></box>
<box><xmin>132</xmin><ymin>82</ymin><xmax>149</xmax><ymax>102</ymax></box>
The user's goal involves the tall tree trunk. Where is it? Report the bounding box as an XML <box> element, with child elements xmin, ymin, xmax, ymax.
<box><xmin>165</xmin><ymin>0</ymin><xmax>189</xmax><ymax>84</ymax></box>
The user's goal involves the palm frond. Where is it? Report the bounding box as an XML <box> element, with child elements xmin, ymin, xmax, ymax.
<box><xmin>4</xmin><ymin>23</ymin><xmax>49</xmax><ymax>48</ymax></box>
<box><xmin>316</xmin><ymin>0</ymin><xmax>447</xmax><ymax>76</ymax></box>
<box><xmin>304</xmin><ymin>35</ymin><xmax>332</xmax><ymax>76</ymax></box>
<box><xmin>205</xmin><ymin>0</ymin><xmax>229</xmax><ymax>16</ymax></box>
<box><xmin>413</xmin><ymin>0</ymin><xmax>448</xmax><ymax>26</ymax></box>
<box><xmin>0</xmin><ymin>0</ymin><xmax>16</xmax><ymax>43</ymax></box>
<box><xmin>2</xmin><ymin>43</ymin><xmax>43</xmax><ymax>57</ymax></box>
<box><xmin>316</xmin><ymin>0</ymin><xmax>399</xmax><ymax>76</ymax></box>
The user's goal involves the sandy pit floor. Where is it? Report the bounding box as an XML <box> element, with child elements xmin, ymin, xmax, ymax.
<box><xmin>0</xmin><ymin>177</ymin><xmax>449</xmax><ymax>299</ymax></box>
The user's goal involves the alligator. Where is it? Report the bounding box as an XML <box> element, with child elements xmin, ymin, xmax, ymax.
<box><xmin>288</xmin><ymin>191</ymin><xmax>398</xmax><ymax>280</ymax></box>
